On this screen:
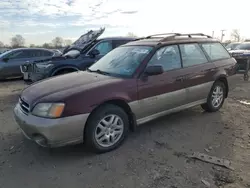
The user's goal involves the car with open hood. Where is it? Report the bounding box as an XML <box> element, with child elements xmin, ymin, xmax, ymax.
<box><xmin>21</xmin><ymin>28</ymin><xmax>136</xmax><ymax>83</ymax></box>
<box><xmin>14</xmin><ymin>33</ymin><xmax>237</xmax><ymax>153</ymax></box>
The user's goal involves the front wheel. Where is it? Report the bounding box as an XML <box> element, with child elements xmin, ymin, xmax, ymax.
<box><xmin>201</xmin><ymin>81</ymin><xmax>226</xmax><ymax>112</ymax></box>
<box><xmin>85</xmin><ymin>104</ymin><xmax>129</xmax><ymax>153</ymax></box>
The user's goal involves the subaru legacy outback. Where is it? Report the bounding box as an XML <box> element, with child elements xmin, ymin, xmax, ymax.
<box><xmin>14</xmin><ymin>33</ymin><xmax>237</xmax><ymax>153</ymax></box>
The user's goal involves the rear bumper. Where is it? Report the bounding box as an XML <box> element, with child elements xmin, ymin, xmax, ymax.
<box><xmin>14</xmin><ymin>103</ymin><xmax>90</xmax><ymax>148</ymax></box>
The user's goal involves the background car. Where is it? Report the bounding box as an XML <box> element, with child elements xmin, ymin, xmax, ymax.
<box><xmin>0</xmin><ymin>48</ymin><xmax>56</xmax><ymax>80</ymax></box>
<box><xmin>21</xmin><ymin>28</ymin><xmax>137</xmax><ymax>83</ymax></box>
<box><xmin>226</xmin><ymin>42</ymin><xmax>241</xmax><ymax>51</ymax></box>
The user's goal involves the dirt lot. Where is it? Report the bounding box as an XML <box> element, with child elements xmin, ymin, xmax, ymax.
<box><xmin>0</xmin><ymin>75</ymin><xmax>250</xmax><ymax>188</ymax></box>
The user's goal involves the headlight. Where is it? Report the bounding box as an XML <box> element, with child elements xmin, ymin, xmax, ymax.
<box><xmin>32</xmin><ymin>103</ymin><xmax>65</xmax><ymax>118</ymax></box>
<box><xmin>36</xmin><ymin>63</ymin><xmax>54</xmax><ymax>69</ymax></box>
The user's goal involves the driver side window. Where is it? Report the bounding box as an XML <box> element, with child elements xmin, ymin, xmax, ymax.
<box><xmin>6</xmin><ymin>51</ymin><xmax>24</xmax><ymax>60</ymax></box>
<box><xmin>147</xmin><ymin>45</ymin><xmax>182</xmax><ymax>71</ymax></box>
<box><xmin>94</xmin><ymin>41</ymin><xmax>113</xmax><ymax>55</ymax></box>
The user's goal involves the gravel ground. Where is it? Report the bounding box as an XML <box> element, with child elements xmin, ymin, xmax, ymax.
<box><xmin>0</xmin><ymin>75</ymin><xmax>250</xmax><ymax>188</ymax></box>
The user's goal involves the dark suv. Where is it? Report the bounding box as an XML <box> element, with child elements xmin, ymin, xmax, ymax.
<box><xmin>21</xmin><ymin>28</ymin><xmax>136</xmax><ymax>83</ymax></box>
<box><xmin>14</xmin><ymin>33</ymin><xmax>237</xmax><ymax>153</ymax></box>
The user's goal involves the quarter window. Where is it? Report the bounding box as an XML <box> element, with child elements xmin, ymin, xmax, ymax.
<box><xmin>179</xmin><ymin>43</ymin><xmax>208</xmax><ymax>67</ymax></box>
<box><xmin>147</xmin><ymin>45</ymin><xmax>181</xmax><ymax>71</ymax></box>
<box><xmin>94</xmin><ymin>41</ymin><xmax>113</xmax><ymax>55</ymax></box>
<box><xmin>201</xmin><ymin>42</ymin><xmax>230</xmax><ymax>60</ymax></box>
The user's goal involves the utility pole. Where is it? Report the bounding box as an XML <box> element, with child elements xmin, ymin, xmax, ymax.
<box><xmin>212</xmin><ymin>31</ymin><xmax>214</xmax><ymax>38</ymax></box>
<box><xmin>221</xmin><ymin>30</ymin><xmax>225</xmax><ymax>42</ymax></box>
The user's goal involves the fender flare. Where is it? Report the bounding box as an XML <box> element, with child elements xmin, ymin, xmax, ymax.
<box><xmin>50</xmin><ymin>66</ymin><xmax>80</xmax><ymax>76</ymax></box>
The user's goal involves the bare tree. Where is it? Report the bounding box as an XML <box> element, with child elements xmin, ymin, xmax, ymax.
<box><xmin>52</xmin><ymin>37</ymin><xmax>63</xmax><ymax>48</ymax></box>
<box><xmin>42</xmin><ymin>43</ymin><xmax>51</xmax><ymax>48</ymax></box>
<box><xmin>0</xmin><ymin>41</ymin><xmax>4</xmax><ymax>47</ymax></box>
<box><xmin>64</xmin><ymin>39</ymin><xmax>73</xmax><ymax>46</ymax></box>
<box><xmin>127</xmin><ymin>32</ymin><xmax>137</xmax><ymax>37</ymax></box>
<box><xmin>231</xmin><ymin>29</ymin><xmax>241</xmax><ymax>42</ymax></box>
<box><xmin>11</xmin><ymin>35</ymin><xmax>25</xmax><ymax>48</ymax></box>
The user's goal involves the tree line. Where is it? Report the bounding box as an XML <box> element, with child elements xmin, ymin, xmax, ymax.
<box><xmin>0</xmin><ymin>35</ymin><xmax>73</xmax><ymax>49</ymax></box>
<box><xmin>0</xmin><ymin>32</ymin><xmax>138</xmax><ymax>49</ymax></box>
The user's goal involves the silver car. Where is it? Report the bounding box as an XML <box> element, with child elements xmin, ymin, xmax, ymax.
<box><xmin>0</xmin><ymin>48</ymin><xmax>55</xmax><ymax>80</ymax></box>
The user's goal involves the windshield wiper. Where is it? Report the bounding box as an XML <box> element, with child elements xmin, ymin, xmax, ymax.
<box><xmin>87</xmin><ymin>68</ymin><xmax>110</xmax><ymax>75</ymax></box>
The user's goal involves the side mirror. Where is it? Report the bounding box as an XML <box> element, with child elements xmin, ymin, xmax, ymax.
<box><xmin>144</xmin><ymin>65</ymin><xmax>164</xmax><ymax>76</ymax></box>
<box><xmin>2</xmin><ymin>57</ymin><xmax>9</xmax><ymax>62</ymax></box>
<box><xmin>89</xmin><ymin>49</ymin><xmax>100</xmax><ymax>57</ymax></box>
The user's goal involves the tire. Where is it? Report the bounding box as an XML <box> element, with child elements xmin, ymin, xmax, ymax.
<box><xmin>201</xmin><ymin>81</ymin><xmax>226</xmax><ymax>112</ymax></box>
<box><xmin>85</xmin><ymin>104</ymin><xmax>129</xmax><ymax>153</ymax></box>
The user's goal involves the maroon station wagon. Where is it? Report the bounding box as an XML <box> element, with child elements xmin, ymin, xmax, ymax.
<box><xmin>14</xmin><ymin>33</ymin><xmax>237</xmax><ymax>153</ymax></box>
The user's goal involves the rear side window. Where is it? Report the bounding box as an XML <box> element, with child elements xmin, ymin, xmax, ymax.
<box><xmin>39</xmin><ymin>50</ymin><xmax>53</xmax><ymax>56</ymax></box>
<box><xmin>179</xmin><ymin>43</ymin><xmax>208</xmax><ymax>67</ymax></box>
<box><xmin>201</xmin><ymin>42</ymin><xmax>230</xmax><ymax>61</ymax></box>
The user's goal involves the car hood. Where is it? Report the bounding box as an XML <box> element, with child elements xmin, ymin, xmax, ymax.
<box><xmin>21</xmin><ymin>71</ymin><xmax>116</xmax><ymax>105</ymax></box>
<box><xmin>63</xmin><ymin>27</ymin><xmax>105</xmax><ymax>54</ymax></box>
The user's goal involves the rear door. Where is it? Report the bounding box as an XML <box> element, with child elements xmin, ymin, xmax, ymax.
<box><xmin>135</xmin><ymin>45</ymin><xmax>187</xmax><ymax>120</ymax></box>
<box><xmin>178</xmin><ymin>43</ymin><xmax>216</xmax><ymax>103</ymax></box>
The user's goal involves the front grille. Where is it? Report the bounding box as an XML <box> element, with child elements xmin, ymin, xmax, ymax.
<box><xmin>19</xmin><ymin>98</ymin><xmax>30</xmax><ymax>114</ymax></box>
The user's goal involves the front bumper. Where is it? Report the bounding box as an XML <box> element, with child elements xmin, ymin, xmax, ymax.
<box><xmin>14</xmin><ymin>103</ymin><xmax>89</xmax><ymax>148</ymax></box>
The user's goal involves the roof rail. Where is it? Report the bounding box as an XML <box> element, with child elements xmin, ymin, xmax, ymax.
<box><xmin>133</xmin><ymin>33</ymin><xmax>213</xmax><ymax>42</ymax></box>
<box><xmin>145</xmin><ymin>33</ymin><xmax>181</xmax><ymax>39</ymax></box>
<box><xmin>159</xmin><ymin>33</ymin><xmax>212</xmax><ymax>42</ymax></box>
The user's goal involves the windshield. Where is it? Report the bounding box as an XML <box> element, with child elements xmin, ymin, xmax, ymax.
<box><xmin>235</xmin><ymin>43</ymin><xmax>250</xmax><ymax>50</ymax></box>
<box><xmin>226</xmin><ymin>43</ymin><xmax>240</xmax><ymax>50</ymax></box>
<box><xmin>88</xmin><ymin>46</ymin><xmax>153</xmax><ymax>77</ymax></box>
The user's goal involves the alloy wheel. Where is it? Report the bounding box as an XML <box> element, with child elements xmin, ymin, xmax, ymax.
<box><xmin>211</xmin><ymin>85</ymin><xmax>224</xmax><ymax>108</ymax></box>
<box><xmin>95</xmin><ymin>114</ymin><xmax>124</xmax><ymax>148</ymax></box>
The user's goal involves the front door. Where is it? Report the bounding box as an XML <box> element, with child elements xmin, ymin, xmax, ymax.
<box><xmin>135</xmin><ymin>45</ymin><xmax>187</xmax><ymax>120</ymax></box>
<box><xmin>80</xmin><ymin>40</ymin><xmax>114</xmax><ymax>69</ymax></box>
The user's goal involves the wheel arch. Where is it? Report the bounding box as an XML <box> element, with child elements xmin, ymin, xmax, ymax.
<box><xmin>84</xmin><ymin>99</ymin><xmax>136</xmax><ymax>140</ymax></box>
<box><xmin>214</xmin><ymin>75</ymin><xmax>229</xmax><ymax>98</ymax></box>
<box><xmin>50</xmin><ymin>66</ymin><xmax>80</xmax><ymax>76</ymax></box>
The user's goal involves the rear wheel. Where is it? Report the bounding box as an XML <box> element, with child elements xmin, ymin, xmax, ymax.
<box><xmin>85</xmin><ymin>104</ymin><xmax>129</xmax><ymax>153</ymax></box>
<box><xmin>201</xmin><ymin>81</ymin><xmax>226</xmax><ymax>112</ymax></box>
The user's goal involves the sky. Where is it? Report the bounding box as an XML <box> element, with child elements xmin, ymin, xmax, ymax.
<box><xmin>0</xmin><ymin>0</ymin><xmax>249</xmax><ymax>45</ymax></box>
